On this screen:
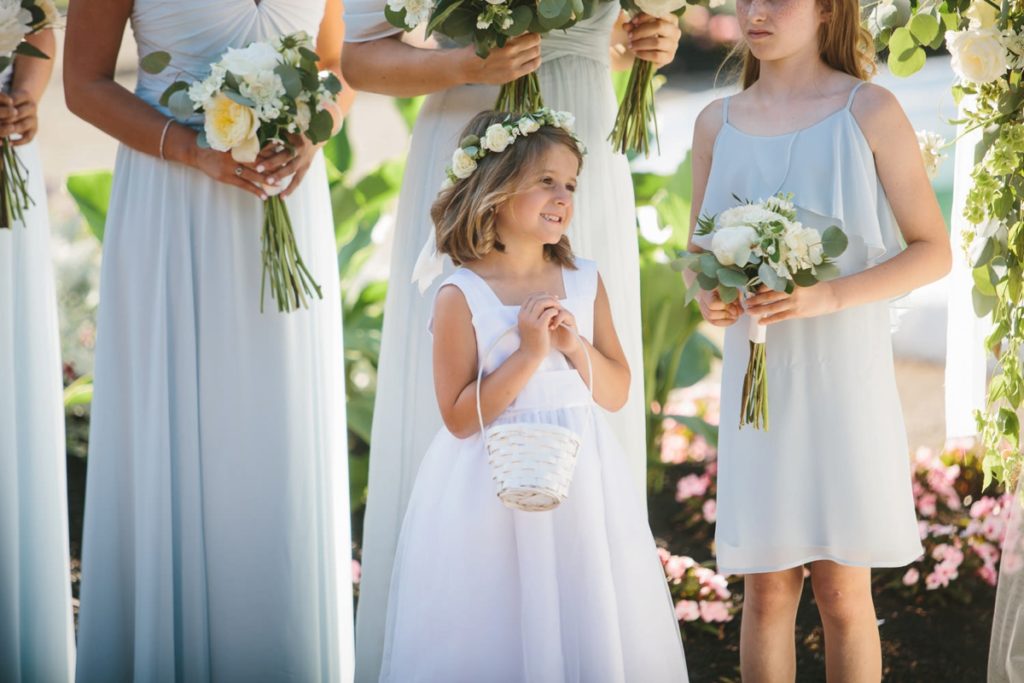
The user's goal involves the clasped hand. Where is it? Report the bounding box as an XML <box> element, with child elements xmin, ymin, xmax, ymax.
<box><xmin>0</xmin><ymin>89</ymin><xmax>39</xmax><ymax>145</ymax></box>
<box><xmin>517</xmin><ymin>292</ymin><xmax>580</xmax><ymax>359</ymax></box>
<box><xmin>696</xmin><ymin>282</ymin><xmax>840</xmax><ymax>327</ymax></box>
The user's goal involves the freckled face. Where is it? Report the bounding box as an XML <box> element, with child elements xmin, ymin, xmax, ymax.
<box><xmin>736</xmin><ymin>0</ymin><xmax>826</xmax><ymax>61</ymax></box>
<box><xmin>498</xmin><ymin>144</ymin><xmax>579</xmax><ymax>246</ymax></box>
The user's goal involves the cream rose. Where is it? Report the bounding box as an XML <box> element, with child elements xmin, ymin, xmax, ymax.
<box><xmin>518</xmin><ymin>117</ymin><xmax>541</xmax><ymax>135</ymax></box>
<box><xmin>635</xmin><ymin>0</ymin><xmax>685</xmax><ymax>18</ymax></box>
<box><xmin>482</xmin><ymin>123</ymin><xmax>513</xmax><ymax>152</ymax></box>
<box><xmin>965</xmin><ymin>0</ymin><xmax>998</xmax><ymax>29</ymax></box>
<box><xmin>204</xmin><ymin>92</ymin><xmax>261</xmax><ymax>163</ymax></box>
<box><xmin>718</xmin><ymin>204</ymin><xmax>783</xmax><ymax>229</ymax></box>
<box><xmin>450</xmin><ymin>147</ymin><xmax>477</xmax><ymax>179</ymax></box>
<box><xmin>711</xmin><ymin>226</ymin><xmax>759</xmax><ymax>267</ymax></box>
<box><xmin>946</xmin><ymin>28</ymin><xmax>1009</xmax><ymax>84</ymax></box>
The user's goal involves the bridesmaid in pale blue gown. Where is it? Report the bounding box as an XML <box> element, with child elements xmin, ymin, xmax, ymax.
<box><xmin>0</xmin><ymin>28</ymin><xmax>76</xmax><ymax>683</ymax></box>
<box><xmin>340</xmin><ymin>7</ymin><xmax>683</xmax><ymax>680</ymax></box>
<box><xmin>65</xmin><ymin>1</ymin><xmax>356</xmax><ymax>680</ymax></box>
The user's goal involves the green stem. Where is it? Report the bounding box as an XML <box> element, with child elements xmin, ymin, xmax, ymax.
<box><xmin>260</xmin><ymin>196</ymin><xmax>323</xmax><ymax>313</ymax></box>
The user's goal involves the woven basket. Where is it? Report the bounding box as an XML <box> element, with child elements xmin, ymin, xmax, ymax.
<box><xmin>476</xmin><ymin>324</ymin><xmax>593</xmax><ymax>512</ymax></box>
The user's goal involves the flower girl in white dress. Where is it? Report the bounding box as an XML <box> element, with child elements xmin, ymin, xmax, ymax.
<box><xmin>379</xmin><ymin>110</ymin><xmax>688</xmax><ymax>682</ymax></box>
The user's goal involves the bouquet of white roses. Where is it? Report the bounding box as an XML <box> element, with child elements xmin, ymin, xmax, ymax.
<box><xmin>673</xmin><ymin>193</ymin><xmax>848</xmax><ymax>430</ymax></box>
<box><xmin>146</xmin><ymin>32</ymin><xmax>342</xmax><ymax>313</ymax></box>
<box><xmin>608</xmin><ymin>0</ymin><xmax>685</xmax><ymax>156</ymax></box>
<box><xmin>385</xmin><ymin>0</ymin><xmax>588</xmax><ymax>111</ymax></box>
<box><xmin>0</xmin><ymin>0</ymin><xmax>60</xmax><ymax>229</ymax></box>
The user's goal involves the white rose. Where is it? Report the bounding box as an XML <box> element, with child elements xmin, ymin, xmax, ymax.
<box><xmin>0</xmin><ymin>3</ymin><xmax>31</xmax><ymax>54</ymax></box>
<box><xmin>916</xmin><ymin>129</ymin><xmax>946</xmax><ymax>180</ymax></box>
<box><xmin>450</xmin><ymin>147</ymin><xmax>477</xmax><ymax>179</ymax></box>
<box><xmin>204</xmin><ymin>92</ymin><xmax>261</xmax><ymax>163</ymax></box>
<box><xmin>711</xmin><ymin>226</ymin><xmax>759</xmax><ymax>267</ymax></box>
<box><xmin>218</xmin><ymin>42</ymin><xmax>281</xmax><ymax>78</ymax></box>
<box><xmin>518</xmin><ymin>117</ymin><xmax>540</xmax><ymax>135</ymax></box>
<box><xmin>635</xmin><ymin>0</ymin><xmax>686</xmax><ymax>18</ymax></box>
<box><xmin>946</xmin><ymin>28</ymin><xmax>1009</xmax><ymax>84</ymax></box>
<box><xmin>482</xmin><ymin>123</ymin><xmax>513</xmax><ymax>152</ymax></box>
<box><xmin>965</xmin><ymin>0</ymin><xmax>998</xmax><ymax>29</ymax></box>
<box><xmin>717</xmin><ymin>204</ymin><xmax>782</xmax><ymax>229</ymax></box>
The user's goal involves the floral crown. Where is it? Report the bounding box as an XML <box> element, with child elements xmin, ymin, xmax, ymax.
<box><xmin>441</xmin><ymin>108</ymin><xmax>586</xmax><ymax>189</ymax></box>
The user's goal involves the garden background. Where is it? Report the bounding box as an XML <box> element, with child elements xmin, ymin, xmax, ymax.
<box><xmin>40</xmin><ymin>8</ymin><xmax>1006</xmax><ymax>681</ymax></box>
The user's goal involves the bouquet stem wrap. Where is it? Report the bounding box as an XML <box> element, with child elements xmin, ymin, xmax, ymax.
<box><xmin>495</xmin><ymin>73</ymin><xmax>543</xmax><ymax>113</ymax></box>
<box><xmin>0</xmin><ymin>139</ymin><xmax>31</xmax><ymax>229</ymax></box>
<box><xmin>739</xmin><ymin>316</ymin><xmax>768</xmax><ymax>430</ymax></box>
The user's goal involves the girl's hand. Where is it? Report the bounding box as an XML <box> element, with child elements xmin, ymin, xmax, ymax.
<box><xmin>518</xmin><ymin>292</ymin><xmax>560</xmax><ymax>359</ymax></box>
<box><xmin>549</xmin><ymin>308</ymin><xmax>581</xmax><ymax>356</ymax></box>
<box><xmin>457</xmin><ymin>33</ymin><xmax>542</xmax><ymax>85</ymax></box>
<box><xmin>696</xmin><ymin>288</ymin><xmax>742</xmax><ymax>327</ymax></box>
<box><xmin>625</xmin><ymin>13</ymin><xmax>681</xmax><ymax>67</ymax></box>
<box><xmin>0</xmin><ymin>90</ymin><xmax>39</xmax><ymax>145</ymax></box>
<box><xmin>744</xmin><ymin>282</ymin><xmax>839</xmax><ymax>324</ymax></box>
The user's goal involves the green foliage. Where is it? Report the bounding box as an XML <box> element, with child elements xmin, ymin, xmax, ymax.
<box><xmin>65</xmin><ymin>170</ymin><xmax>113</xmax><ymax>242</ymax></box>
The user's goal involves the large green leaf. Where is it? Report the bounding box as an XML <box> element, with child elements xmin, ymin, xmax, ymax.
<box><xmin>394</xmin><ymin>97</ymin><xmax>425</xmax><ymax>134</ymax></box>
<box><xmin>66</xmin><ymin>170</ymin><xmax>113</xmax><ymax>242</ymax></box>
<box><xmin>140</xmin><ymin>51</ymin><xmax>171</xmax><ymax>74</ymax></box>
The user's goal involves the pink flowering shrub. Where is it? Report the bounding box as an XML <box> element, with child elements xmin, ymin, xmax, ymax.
<box><xmin>882</xmin><ymin>446</ymin><xmax>1013</xmax><ymax>602</ymax></box>
<box><xmin>657</xmin><ymin>548</ymin><xmax>738</xmax><ymax>634</ymax></box>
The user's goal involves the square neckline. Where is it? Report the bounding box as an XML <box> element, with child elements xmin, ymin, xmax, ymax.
<box><xmin>461</xmin><ymin>266</ymin><xmax>570</xmax><ymax>307</ymax></box>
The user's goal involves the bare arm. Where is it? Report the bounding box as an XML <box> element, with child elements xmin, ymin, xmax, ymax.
<box><xmin>432</xmin><ymin>285</ymin><xmax>550</xmax><ymax>439</ymax></box>
<box><xmin>341</xmin><ymin>33</ymin><xmax>541</xmax><ymax>97</ymax></box>
<box><xmin>560</xmin><ymin>275</ymin><xmax>631</xmax><ymax>411</ymax></box>
<box><xmin>686</xmin><ymin>100</ymin><xmax>742</xmax><ymax>326</ymax></box>
<box><xmin>747</xmin><ymin>85</ymin><xmax>952</xmax><ymax>323</ymax></box>
<box><xmin>318</xmin><ymin>0</ymin><xmax>355</xmax><ymax>119</ymax></box>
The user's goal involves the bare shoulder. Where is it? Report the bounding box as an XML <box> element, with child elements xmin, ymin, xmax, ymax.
<box><xmin>849</xmin><ymin>82</ymin><xmax>912</xmax><ymax>151</ymax></box>
<box><xmin>693</xmin><ymin>97</ymin><xmax>727</xmax><ymax>143</ymax></box>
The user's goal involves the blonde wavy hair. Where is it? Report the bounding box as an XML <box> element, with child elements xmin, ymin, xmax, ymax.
<box><xmin>430</xmin><ymin>110</ymin><xmax>584</xmax><ymax>269</ymax></box>
<box><xmin>730</xmin><ymin>0</ymin><xmax>876</xmax><ymax>89</ymax></box>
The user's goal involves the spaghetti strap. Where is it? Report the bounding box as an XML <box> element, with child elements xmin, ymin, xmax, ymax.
<box><xmin>722</xmin><ymin>96</ymin><xmax>731</xmax><ymax>123</ymax></box>
<box><xmin>845</xmin><ymin>81</ymin><xmax>866</xmax><ymax>109</ymax></box>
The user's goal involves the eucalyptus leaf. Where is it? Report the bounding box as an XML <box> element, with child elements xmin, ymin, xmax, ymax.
<box><xmin>909</xmin><ymin>13</ymin><xmax>939</xmax><ymax>45</ymax></box>
<box><xmin>225</xmin><ymin>90</ymin><xmax>256</xmax><ymax>108</ymax></box>
<box><xmin>758</xmin><ymin>261</ymin><xmax>787</xmax><ymax>292</ymax></box>
<box><xmin>539</xmin><ymin>0</ymin><xmax>565</xmax><ymax>19</ymax></box>
<box><xmin>159</xmin><ymin>81</ymin><xmax>189</xmax><ymax>107</ymax></box>
<box><xmin>717</xmin><ymin>267</ymin><xmax>749</xmax><ymax>288</ymax></box>
<box><xmin>718</xmin><ymin>285</ymin><xmax>738</xmax><ymax>304</ymax></box>
<box><xmin>972</xmin><ymin>288</ymin><xmax>996</xmax><ymax>317</ymax></box>
<box><xmin>820</xmin><ymin>226</ymin><xmax>849</xmax><ymax>258</ymax></box>
<box><xmin>815</xmin><ymin>262</ymin><xmax>840</xmax><ymax>281</ymax></box>
<box><xmin>307</xmin><ymin>109</ymin><xmax>334</xmax><ymax>145</ymax></box>
<box><xmin>275</xmin><ymin>64</ymin><xmax>303</xmax><ymax>98</ymax></box>
<box><xmin>427</xmin><ymin>0</ymin><xmax>464</xmax><ymax>34</ymax></box>
<box><xmin>696</xmin><ymin>272</ymin><xmax>718</xmax><ymax>290</ymax></box>
<box><xmin>699</xmin><ymin>252</ymin><xmax>719</xmax><ymax>277</ymax></box>
<box><xmin>140</xmin><ymin>51</ymin><xmax>172</xmax><ymax>74</ymax></box>
<box><xmin>792</xmin><ymin>268</ymin><xmax>817</xmax><ymax>287</ymax></box>
<box><xmin>168</xmin><ymin>89</ymin><xmax>195</xmax><ymax>120</ymax></box>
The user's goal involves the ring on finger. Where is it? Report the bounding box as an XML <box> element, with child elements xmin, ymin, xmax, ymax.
<box><xmin>234</xmin><ymin>166</ymin><xmax>243</xmax><ymax>177</ymax></box>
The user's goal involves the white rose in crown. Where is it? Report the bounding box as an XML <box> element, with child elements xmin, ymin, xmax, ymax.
<box><xmin>634</xmin><ymin>0</ymin><xmax>686</xmax><ymax>17</ymax></box>
<box><xmin>711</xmin><ymin>226</ymin><xmax>759</xmax><ymax>267</ymax></box>
<box><xmin>204</xmin><ymin>92</ymin><xmax>261</xmax><ymax>163</ymax></box>
<box><xmin>0</xmin><ymin>3</ymin><xmax>31</xmax><ymax>54</ymax></box>
<box><xmin>518</xmin><ymin>117</ymin><xmax>541</xmax><ymax>135</ymax></box>
<box><xmin>482</xmin><ymin>123</ymin><xmax>513</xmax><ymax>152</ymax></box>
<box><xmin>552</xmin><ymin>111</ymin><xmax>575</xmax><ymax>131</ymax></box>
<box><xmin>916</xmin><ymin>130</ymin><xmax>946</xmax><ymax>180</ymax></box>
<box><xmin>450</xmin><ymin>147</ymin><xmax>478</xmax><ymax>179</ymax></box>
<box><xmin>946</xmin><ymin>28</ymin><xmax>1009</xmax><ymax>84</ymax></box>
<box><xmin>218</xmin><ymin>41</ymin><xmax>282</xmax><ymax>78</ymax></box>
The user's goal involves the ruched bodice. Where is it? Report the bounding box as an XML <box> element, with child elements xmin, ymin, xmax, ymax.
<box><xmin>131</xmin><ymin>0</ymin><xmax>324</xmax><ymax>112</ymax></box>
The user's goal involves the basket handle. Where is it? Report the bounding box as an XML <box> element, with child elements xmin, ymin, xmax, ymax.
<box><xmin>475</xmin><ymin>322</ymin><xmax>594</xmax><ymax>438</ymax></box>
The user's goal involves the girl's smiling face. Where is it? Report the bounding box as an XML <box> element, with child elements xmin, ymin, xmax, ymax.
<box><xmin>497</xmin><ymin>144</ymin><xmax>579</xmax><ymax>249</ymax></box>
<box><xmin>737</xmin><ymin>0</ymin><xmax>826</xmax><ymax>62</ymax></box>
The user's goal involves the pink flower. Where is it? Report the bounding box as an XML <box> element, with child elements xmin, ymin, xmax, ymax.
<box><xmin>925</xmin><ymin>571</ymin><xmax>947</xmax><ymax>590</ymax></box>
<box><xmin>918</xmin><ymin>521</ymin><xmax>930</xmax><ymax>540</ymax></box>
<box><xmin>971</xmin><ymin>497</ymin><xmax>998</xmax><ymax>520</ymax></box>
<box><xmin>675</xmin><ymin>600</ymin><xmax>700</xmax><ymax>622</ymax></box>
<box><xmin>935</xmin><ymin>561</ymin><xmax>959</xmax><ymax>583</ymax></box>
<box><xmin>702</xmin><ymin>499</ymin><xmax>718</xmax><ymax>523</ymax></box>
<box><xmin>902</xmin><ymin>567</ymin><xmax>919</xmax><ymax>585</ymax></box>
<box><xmin>352</xmin><ymin>559</ymin><xmax>362</xmax><ymax>585</ymax></box>
<box><xmin>982</xmin><ymin>515</ymin><xmax>1007</xmax><ymax>543</ymax></box>
<box><xmin>660</xmin><ymin>431</ymin><xmax>689</xmax><ymax>464</ymax></box>
<box><xmin>917</xmin><ymin>493</ymin><xmax>937</xmax><ymax>518</ymax></box>
<box><xmin>978</xmin><ymin>563</ymin><xmax>998</xmax><ymax>587</ymax></box>
<box><xmin>676</xmin><ymin>474</ymin><xmax>710</xmax><ymax>502</ymax></box>
<box><xmin>694</xmin><ymin>566</ymin><xmax>716</xmax><ymax>585</ymax></box>
<box><xmin>699</xmin><ymin>600</ymin><xmax>733</xmax><ymax>623</ymax></box>
<box><xmin>665</xmin><ymin>555</ymin><xmax>695</xmax><ymax>582</ymax></box>
<box><xmin>689</xmin><ymin>436</ymin><xmax>716</xmax><ymax>462</ymax></box>
<box><xmin>704</xmin><ymin>573</ymin><xmax>731</xmax><ymax>599</ymax></box>
<box><xmin>657</xmin><ymin>547</ymin><xmax>671</xmax><ymax>565</ymax></box>
<box><xmin>972</xmin><ymin>542</ymin><xmax>999</xmax><ymax>566</ymax></box>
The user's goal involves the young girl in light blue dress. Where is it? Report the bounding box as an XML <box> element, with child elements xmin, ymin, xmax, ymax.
<box><xmin>687</xmin><ymin>0</ymin><xmax>952</xmax><ymax>678</ymax></box>
<box><xmin>379</xmin><ymin>110</ymin><xmax>688</xmax><ymax>682</ymax></box>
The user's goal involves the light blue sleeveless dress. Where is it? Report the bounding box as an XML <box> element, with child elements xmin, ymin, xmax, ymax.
<box><xmin>379</xmin><ymin>259</ymin><xmax>687</xmax><ymax>682</ymax></box>
<box><xmin>698</xmin><ymin>82</ymin><xmax>924</xmax><ymax>575</ymax></box>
